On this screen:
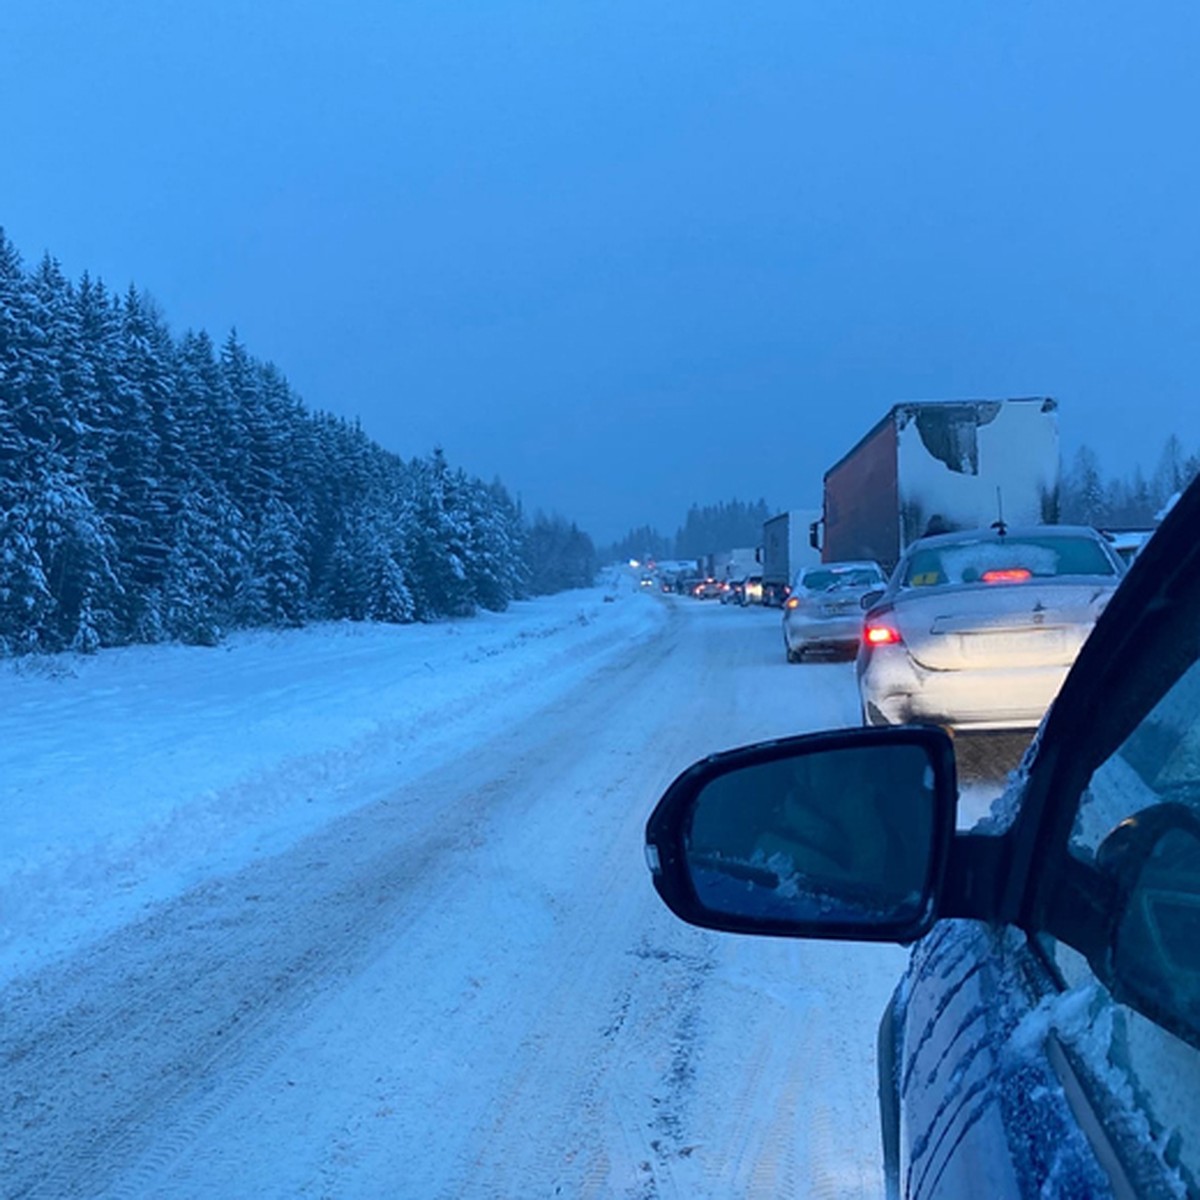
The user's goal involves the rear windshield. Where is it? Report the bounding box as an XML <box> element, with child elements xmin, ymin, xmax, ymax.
<box><xmin>801</xmin><ymin>566</ymin><xmax>883</xmax><ymax>591</ymax></box>
<box><xmin>901</xmin><ymin>535</ymin><xmax>1118</xmax><ymax>589</ymax></box>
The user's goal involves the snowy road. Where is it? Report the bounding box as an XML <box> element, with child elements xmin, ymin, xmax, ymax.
<box><xmin>4</xmin><ymin>594</ymin><xmax>929</xmax><ymax>1198</ymax></box>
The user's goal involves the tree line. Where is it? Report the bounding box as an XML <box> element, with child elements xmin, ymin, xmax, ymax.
<box><xmin>1060</xmin><ymin>436</ymin><xmax>1198</xmax><ymax>528</ymax></box>
<box><xmin>604</xmin><ymin>498</ymin><xmax>772</xmax><ymax>565</ymax></box>
<box><xmin>0</xmin><ymin>229</ymin><xmax>595</xmax><ymax>655</ymax></box>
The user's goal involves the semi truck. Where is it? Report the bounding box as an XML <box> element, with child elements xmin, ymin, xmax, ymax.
<box><xmin>761</xmin><ymin>509</ymin><xmax>823</xmax><ymax>606</ymax></box>
<box><xmin>812</xmin><ymin>398</ymin><xmax>1060</xmax><ymax>572</ymax></box>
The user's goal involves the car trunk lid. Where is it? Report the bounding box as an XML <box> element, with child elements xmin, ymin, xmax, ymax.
<box><xmin>897</xmin><ymin>583</ymin><xmax>1113</xmax><ymax>671</ymax></box>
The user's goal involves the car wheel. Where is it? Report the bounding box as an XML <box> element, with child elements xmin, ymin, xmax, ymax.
<box><xmin>786</xmin><ymin>644</ymin><xmax>801</xmax><ymax>664</ymax></box>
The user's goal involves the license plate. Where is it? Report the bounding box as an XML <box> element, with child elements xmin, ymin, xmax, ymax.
<box><xmin>961</xmin><ymin>630</ymin><xmax>1065</xmax><ymax>657</ymax></box>
<box><xmin>821</xmin><ymin>600</ymin><xmax>856</xmax><ymax>616</ymax></box>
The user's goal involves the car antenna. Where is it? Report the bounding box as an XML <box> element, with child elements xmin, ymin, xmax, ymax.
<box><xmin>991</xmin><ymin>487</ymin><xmax>1008</xmax><ymax>536</ymax></box>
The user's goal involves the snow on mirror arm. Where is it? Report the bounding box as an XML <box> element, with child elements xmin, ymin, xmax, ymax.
<box><xmin>644</xmin><ymin>727</ymin><xmax>959</xmax><ymax>943</ymax></box>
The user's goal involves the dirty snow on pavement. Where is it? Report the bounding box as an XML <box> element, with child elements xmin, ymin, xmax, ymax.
<box><xmin>2</xmin><ymin>590</ymin><xmax>910</xmax><ymax>1198</ymax></box>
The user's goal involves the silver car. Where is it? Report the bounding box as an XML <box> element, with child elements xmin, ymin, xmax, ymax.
<box><xmin>782</xmin><ymin>561</ymin><xmax>887</xmax><ymax>662</ymax></box>
<box><xmin>858</xmin><ymin>526</ymin><xmax>1123</xmax><ymax>730</ymax></box>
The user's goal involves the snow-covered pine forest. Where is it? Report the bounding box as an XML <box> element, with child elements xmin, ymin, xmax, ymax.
<box><xmin>0</xmin><ymin>230</ymin><xmax>596</xmax><ymax>655</ymax></box>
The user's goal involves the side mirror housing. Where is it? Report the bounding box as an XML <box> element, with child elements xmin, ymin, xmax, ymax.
<box><xmin>861</xmin><ymin>589</ymin><xmax>886</xmax><ymax>611</ymax></box>
<box><xmin>645</xmin><ymin>726</ymin><xmax>958</xmax><ymax>943</ymax></box>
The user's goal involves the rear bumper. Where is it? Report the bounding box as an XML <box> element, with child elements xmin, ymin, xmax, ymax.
<box><xmin>859</xmin><ymin>648</ymin><xmax>1070</xmax><ymax>731</ymax></box>
<box><xmin>783</xmin><ymin>612</ymin><xmax>862</xmax><ymax>651</ymax></box>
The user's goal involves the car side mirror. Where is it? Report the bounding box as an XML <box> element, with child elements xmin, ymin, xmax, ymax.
<box><xmin>1093</xmin><ymin>803</ymin><xmax>1200</xmax><ymax>1050</ymax></box>
<box><xmin>861</xmin><ymin>589</ymin><xmax>886</xmax><ymax>611</ymax></box>
<box><xmin>644</xmin><ymin>726</ymin><xmax>958</xmax><ymax>943</ymax></box>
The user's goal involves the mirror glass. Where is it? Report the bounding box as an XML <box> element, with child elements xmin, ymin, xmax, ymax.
<box><xmin>684</xmin><ymin>742</ymin><xmax>937</xmax><ymax>928</ymax></box>
<box><xmin>1114</xmin><ymin>822</ymin><xmax>1200</xmax><ymax>1043</ymax></box>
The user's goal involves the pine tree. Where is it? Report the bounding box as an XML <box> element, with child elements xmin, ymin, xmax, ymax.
<box><xmin>0</xmin><ymin>491</ymin><xmax>54</xmax><ymax>653</ymax></box>
<box><xmin>405</xmin><ymin>449</ymin><xmax>475</xmax><ymax>619</ymax></box>
<box><xmin>525</xmin><ymin>513</ymin><xmax>597</xmax><ymax>594</ymax></box>
<box><xmin>239</xmin><ymin>497</ymin><xmax>308</xmax><ymax>626</ymax></box>
<box><xmin>1062</xmin><ymin>447</ymin><xmax>1106</xmax><ymax>525</ymax></box>
<box><xmin>161</xmin><ymin>487</ymin><xmax>231</xmax><ymax>644</ymax></box>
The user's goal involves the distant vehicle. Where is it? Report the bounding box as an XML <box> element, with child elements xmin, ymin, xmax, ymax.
<box><xmin>858</xmin><ymin>525</ymin><xmax>1123</xmax><ymax>730</ymax></box>
<box><xmin>761</xmin><ymin>509</ymin><xmax>822</xmax><ymax>607</ymax></box>
<box><xmin>740</xmin><ymin>575</ymin><xmax>764</xmax><ymax>606</ymax></box>
<box><xmin>812</xmin><ymin>398</ymin><xmax>1060</xmax><ymax>573</ymax></box>
<box><xmin>713</xmin><ymin>546</ymin><xmax>759</xmax><ymax>586</ymax></box>
<box><xmin>1102</xmin><ymin>527</ymin><xmax>1155</xmax><ymax>566</ymax></box>
<box><xmin>692</xmin><ymin>578</ymin><xmax>722</xmax><ymax>600</ymax></box>
<box><xmin>782</xmin><ymin>561</ymin><xmax>886</xmax><ymax>662</ymax></box>
<box><xmin>646</xmin><ymin>472</ymin><xmax>1200</xmax><ymax>1198</ymax></box>
<box><xmin>638</xmin><ymin>574</ymin><xmax>655</xmax><ymax>589</ymax></box>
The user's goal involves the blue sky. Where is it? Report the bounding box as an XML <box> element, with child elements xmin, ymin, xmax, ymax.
<box><xmin>3</xmin><ymin>0</ymin><xmax>1197</xmax><ymax>543</ymax></box>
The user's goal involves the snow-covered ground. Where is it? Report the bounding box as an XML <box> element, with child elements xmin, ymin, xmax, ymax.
<box><xmin>0</xmin><ymin>586</ymin><xmax>665</xmax><ymax>983</ymax></box>
<box><xmin>1</xmin><ymin>588</ymin><xmax>1010</xmax><ymax>1198</ymax></box>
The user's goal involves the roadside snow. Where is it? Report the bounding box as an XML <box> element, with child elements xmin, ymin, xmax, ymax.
<box><xmin>0</xmin><ymin>587</ymin><xmax>665</xmax><ymax>984</ymax></box>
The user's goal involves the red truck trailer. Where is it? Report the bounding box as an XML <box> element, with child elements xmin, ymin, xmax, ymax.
<box><xmin>813</xmin><ymin>398</ymin><xmax>1060</xmax><ymax>572</ymax></box>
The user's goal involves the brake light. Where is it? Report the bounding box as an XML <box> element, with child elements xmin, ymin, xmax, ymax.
<box><xmin>865</xmin><ymin>624</ymin><xmax>902</xmax><ymax>646</ymax></box>
<box><xmin>982</xmin><ymin>568</ymin><xmax>1032</xmax><ymax>584</ymax></box>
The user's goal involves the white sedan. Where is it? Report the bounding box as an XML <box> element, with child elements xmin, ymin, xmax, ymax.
<box><xmin>782</xmin><ymin>561</ymin><xmax>887</xmax><ymax>662</ymax></box>
<box><xmin>857</xmin><ymin>526</ymin><xmax>1124</xmax><ymax>731</ymax></box>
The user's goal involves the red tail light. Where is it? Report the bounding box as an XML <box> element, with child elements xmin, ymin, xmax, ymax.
<box><xmin>865</xmin><ymin>623</ymin><xmax>903</xmax><ymax>647</ymax></box>
<box><xmin>981</xmin><ymin>568</ymin><xmax>1032</xmax><ymax>584</ymax></box>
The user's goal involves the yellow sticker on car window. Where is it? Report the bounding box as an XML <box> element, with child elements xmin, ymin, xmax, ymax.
<box><xmin>911</xmin><ymin>571</ymin><xmax>941</xmax><ymax>586</ymax></box>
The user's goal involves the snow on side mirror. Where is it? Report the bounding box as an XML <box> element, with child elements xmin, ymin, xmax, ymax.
<box><xmin>645</xmin><ymin>727</ymin><xmax>958</xmax><ymax>943</ymax></box>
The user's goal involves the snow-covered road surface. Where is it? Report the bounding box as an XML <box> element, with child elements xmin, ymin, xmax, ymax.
<box><xmin>2</xmin><ymin>590</ymin><xmax>978</xmax><ymax>1198</ymax></box>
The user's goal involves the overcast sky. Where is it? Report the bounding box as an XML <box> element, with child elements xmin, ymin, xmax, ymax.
<box><xmin>3</xmin><ymin>1</ymin><xmax>1197</xmax><ymax>544</ymax></box>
